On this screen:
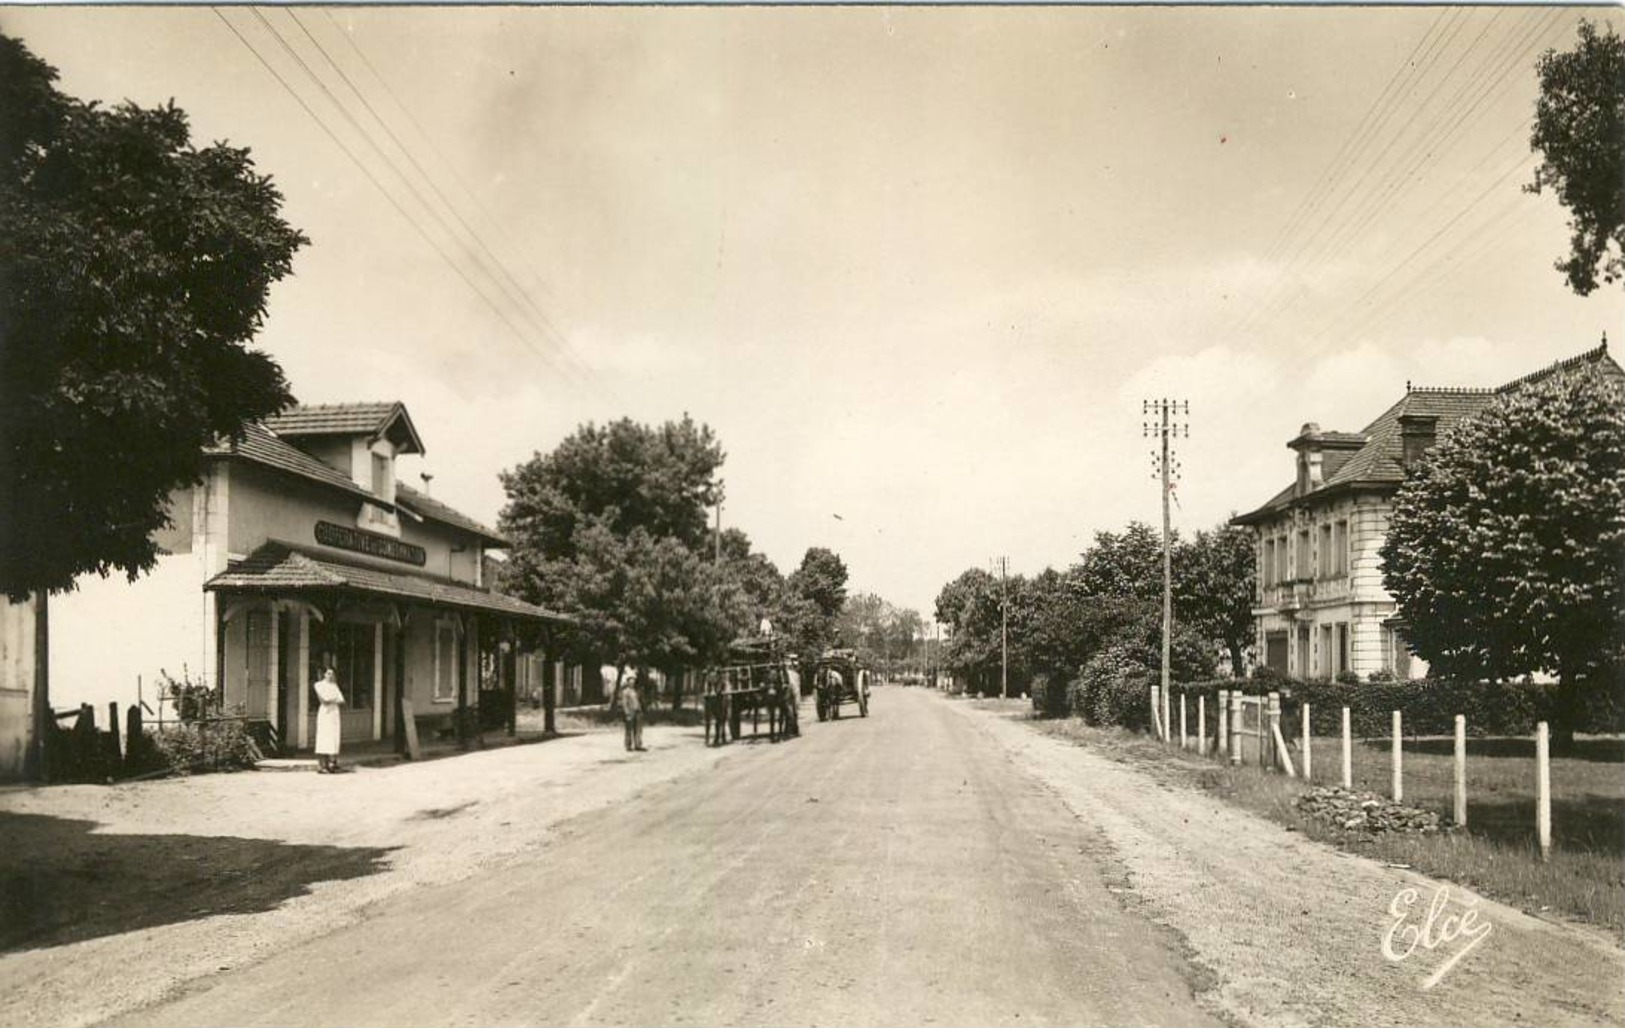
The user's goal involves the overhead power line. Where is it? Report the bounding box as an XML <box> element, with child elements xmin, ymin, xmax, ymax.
<box><xmin>213</xmin><ymin>6</ymin><xmax>606</xmax><ymax>395</ymax></box>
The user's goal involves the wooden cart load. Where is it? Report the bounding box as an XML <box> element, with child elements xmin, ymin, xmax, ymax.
<box><xmin>812</xmin><ymin>648</ymin><xmax>869</xmax><ymax>722</ymax></box>
<box><xmin>702</xmin><ymin>636</ymin><xmax>800</xmax><ymax>747</ymax></box>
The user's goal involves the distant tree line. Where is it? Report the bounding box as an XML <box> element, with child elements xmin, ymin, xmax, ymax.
<box><xmin>932</xmin><ymin>522</ymin><xmax>1256</xmax><ymax>717</ymax></box>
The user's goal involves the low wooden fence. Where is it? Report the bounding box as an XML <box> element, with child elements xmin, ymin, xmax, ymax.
<box><xmin>1155</xmin><ymin>687</ymin><xmax>1576</xmax><ymax>861</ymax></box>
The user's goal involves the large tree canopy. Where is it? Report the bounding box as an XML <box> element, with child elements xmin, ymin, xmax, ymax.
<box><xmin>0</xmin><ymin>33</ymin><xmax>306</xmax><ymax>598</ymax></box>
<box><xmin>498</xmin><ymin>415</ymin><xmax>724</xmax><ymax>564</ymax></box>
<box><xmin>1528</xmin><ymin>19</ymin><xmax>1625</xmax><ymax>295</ymax></box>
<box><xmin>1380</xmin><ymin>368</ymin><xmax>1625</xmax><ymax>702</ymax></box>
<box><xmin>499</xmin><ymin>415</ymin><xmax>742</xmax><ymax>682</ymax></box>
<box><xmin>777</xmin><ymin>547</ymin><xmax>849</xmax><ymax>663</ymax></box>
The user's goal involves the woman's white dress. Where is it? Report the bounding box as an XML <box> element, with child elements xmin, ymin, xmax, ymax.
<box><xmin>314</xmin><ymin>678</ymin><xmax>345</xmax><ymax>755</ymax></box>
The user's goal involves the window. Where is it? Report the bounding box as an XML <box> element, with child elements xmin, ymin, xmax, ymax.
<box><xmin>1337</xmin><ymin>623</ymin><xmax>1350</xmax><ymax>675</ymax></box>
<box><xmin>1319</xmin><ymin>524</ymin><xmax>1333</xmax><ymax>578</ymax></box>
<box><xmin>434</xmin><ymin>622</ymin><xmax>459</xmax><ymax>702</ymax></box>
<box><xmin>1262</xmin><ymin>538</ymin><xmax>1274</xmax><ymax>586</ymax></box>
<box><xmin>372</xmin><ymin>452</ymin><xmax>392</xmax><ymax>500</ymax></box>
<box><xmin>1334</xmin><ymin>520</ymin><xmax>1349</xmax><ymax>576</ymax></box>
<box><xmin>1319</xmin><ymin>624</ymin><xmax>1334</xmax><ymax>679</ymax></box>
<box><xmin>1296</xmin><ymin>530</ymin><xmax>1311</xmax><ymax>580</ymax></box>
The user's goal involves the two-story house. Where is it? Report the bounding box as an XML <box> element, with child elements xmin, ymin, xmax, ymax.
<box><xmin>1233</xmin><ymin>343</ymin><xmax>1622</xmax><ymax>681</ymax></box>
<box><xmin>47</xmin><ymin>401</ymin><xmax>571</xmax><ymax>753</ymax></box>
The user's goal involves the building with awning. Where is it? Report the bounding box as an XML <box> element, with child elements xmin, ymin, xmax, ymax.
<box><xmin>45</xmin><ymin>401</ymin><xmax>574</xmax><ymax>755</ymax></box>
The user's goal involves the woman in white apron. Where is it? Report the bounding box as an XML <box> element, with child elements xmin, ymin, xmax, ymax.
<box><xmin>313</xmin><ymin>668</ymin><xmax>345</xmax><ymax>773</ymax></box>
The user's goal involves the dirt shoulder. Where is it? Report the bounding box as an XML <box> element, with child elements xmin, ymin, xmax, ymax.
<box><xmin>942</xmin><ymin>693</ymin><xmax>1625</xmax><ymax>1026</ymax></box>
<box><xmin>0</xmin><ymin>720</ymin><xmax>729</xmax><ymax>1027</ymax></box>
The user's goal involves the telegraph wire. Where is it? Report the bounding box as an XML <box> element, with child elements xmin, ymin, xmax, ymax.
<box><xmin>1298</xmin><ymin>146</ymin><xmax>1536</xmax><ymax>355</ymax></box>
<box><xmin>1235</xmin><ymin>9</ymin><xmax>1467</xmax><ymax>336</ymax></box>
<box><xmin>1243</xmin><ymin>8</ymin><xmax>1452</xmax><ymax>285</ymax></box>
<box><xmin>247</xmin><ymin>8</ymin><xmax>599</xmax><ymax>392</ymax></box>
<box><xmin>1241</xmin><ymin>8</ymin><xmax>1568</xmax><ymax>349</ymax></box>
<box><xmin>1247</xmin><ymin>10</ymin><xmax>1474</xmax><ymax>321</ymax></box>
<box><xmin>287</xmin><ymin>10</ymin><xmax>593</xmax><ymax>382</ymax></box>
<box><xmin>319</xmin><ymin>8</ymin><xmax>564</xmax><ymax>313</ymax></box>
<box><xmin>213</xmin><ymin>7</ymin><xmax>602</xmax><ymax>395</ymax></box>
<box><xmin>1296</xmin><ymin>8</ymin><xmax>1558</xmax><ymax>285</ymax></box>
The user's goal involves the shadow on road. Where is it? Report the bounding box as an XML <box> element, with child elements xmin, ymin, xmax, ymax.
<box><xmin>0</xmin><ymin>812</ymin><xmax>396</xmax><ymax>954</ymax></box>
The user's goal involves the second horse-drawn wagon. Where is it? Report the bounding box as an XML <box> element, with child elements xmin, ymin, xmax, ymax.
<box><xmin>702</xmin><ymin>636</ymin><xmax>800</xmax><ymax>746</ymax></box>
<box><xmin>811</xmin><ymin>648</ymin><xmax>869</xmax><ymax>721</ymax></box>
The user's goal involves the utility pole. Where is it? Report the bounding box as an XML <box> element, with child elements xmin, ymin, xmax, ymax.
<box><xmin>994</xmin><ymin>555</ymin><xmax>1009</xmax><ymax>700</ymax></box>
<box><xmin>713</xmin><ymin>483</ymin><xmax>724</xmax><ymax>564</ymax></box>
<box><xmin>1144</xmin><ymin>398</ymin><xmax>1188</xmax><ymax>742</ymax></box>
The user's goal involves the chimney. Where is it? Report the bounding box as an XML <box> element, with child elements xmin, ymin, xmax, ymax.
<box><xmin>419</xmin><ymin>471</ymin><xmax>434</xmax><ymax>497</ymax></box>
<box><xmin>1399</xmin><ymin>414</ymin><xmax>1438</xmax><ymax>471</ymax></box>
<box><xmin>1293</xmin><ymin>422</ymin><xmax>1324</xmax><ymax>496</ymax></box>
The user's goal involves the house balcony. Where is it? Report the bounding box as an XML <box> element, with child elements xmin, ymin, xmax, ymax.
<box><xmin>1259</xmin><ymin>575</ymin><xmax>1353</xmax><ymax>615</ymax></box>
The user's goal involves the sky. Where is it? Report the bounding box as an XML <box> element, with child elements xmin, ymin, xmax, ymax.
<box><xmin>6</xmin><ymin>4</ymin><xmax>1623</xmax><ymax>621</ymax></box>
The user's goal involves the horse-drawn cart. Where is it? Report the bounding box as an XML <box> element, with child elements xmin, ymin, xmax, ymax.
<box><xmin>702</xmin><ymin>636</ymin><xmax>800</xmax><ymax>747</ymax></box>
<box><xmin>812</xmin><ymin>648</ymin><xmax>869</xmax><ymax>721</ymax></box>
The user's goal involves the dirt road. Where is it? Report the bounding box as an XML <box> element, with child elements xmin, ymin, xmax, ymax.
<box><xmin>121</xmin><ymin>688</ymin><xmax>1216</xmax><ymax>1026</ymax></box>
<box><xmin>10</xmin><ymin>688</ymin><xmax>1621</xmax><ymax>1026</ymax></box>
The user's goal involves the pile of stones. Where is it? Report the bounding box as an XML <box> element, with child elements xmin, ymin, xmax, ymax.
<box><xmin>1296</xmin><ymin>785</ymin><xmax>1450</xmax><ymax>835</ymax></box>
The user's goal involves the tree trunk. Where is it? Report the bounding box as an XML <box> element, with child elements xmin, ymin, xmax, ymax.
<box><xmin>26</xmin><ymin>592</ymin><xmax>48</xmax><ymax>782</ymax></box>
<box><xmin>668</xmin><ymin>668</ymin><xmax>682</xmax><ymax>712</ymax></box>
<box><xmin>1228</xmin><ymin>641</ymin><xmax>1247</xmax><ymax>680</ymax></box>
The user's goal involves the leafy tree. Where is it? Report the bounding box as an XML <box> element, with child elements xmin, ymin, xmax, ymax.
<box><xmin>1380</xmin><ymin>368</ymin><xmax>1625</xmax><ymax>740</ymax></box>
<box><xmin>717</xmin><ymin>527</ymin><xmax>784</xmax><ymax>632</ymax></box>
<box><xmin>0</xmin><ymin>33</ymin><xmax>306</xmax><ymax>599</ymax></box>
<box><xmin>499</xmin><ymin>416</ymin><xmax>737</xmax><ymax>696</ymax></box>
<box><xmin>1174</xmin><ymin>523</ymin><xmax>1257</xmax><ymax>676</ymax></box>
<box><xmin>1527</xmin><ymin>20</ymin><xmax>1625</xmax><ymax>295</ymax></box>
<box><xmin>777</xmin><ymin>546</ymin><xmax>848</xmax><ymax>662</ymax></box>
<box><xmin>934</xmin><ymin>567</ymin><xmax>1007</xmax><ymax>694</ymax></box>
<box><xmin>498</xmin><ymin>415</ymin><xmax>724</xmax><ymax>564</ymax></box>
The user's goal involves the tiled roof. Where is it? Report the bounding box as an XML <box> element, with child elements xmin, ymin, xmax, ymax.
<box><xmin>205</xmin><ymin>424</ymin><xmax>390</xmax><ymax>507</ymax></box>
<box><xmin>264</xmin><ymin>402</ymin><xmax>424</xmax><ymax>455</ymax></box>
<box><xmin>205</xmin><ymin>542</ymin><xmax>572</xmax><ymax>623</ymax></box>
<box><xmin>1233</xmin><ymin>344</ymin><xmax>1620</xmax><ymax>525</ymax></box>
<box><xmin>396</xmin><ymin>482</ymin><xmax>509</xmax><ymax>548</ymax></box>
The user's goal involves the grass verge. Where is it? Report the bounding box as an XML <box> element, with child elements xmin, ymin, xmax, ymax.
<box><xmin>1015</xmin><ymin>710</ymin><xmax>1625</xmax><ymax>938</ymax></box>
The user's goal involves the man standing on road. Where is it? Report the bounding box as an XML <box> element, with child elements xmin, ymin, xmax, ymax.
<box><xmin>621</xmin><ymin>680</ymin><xmax>644</xmax><ymax>752</ymax></box>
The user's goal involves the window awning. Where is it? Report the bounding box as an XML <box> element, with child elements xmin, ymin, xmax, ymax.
<box><xmin>204</xmin><ymin>542</ymin><xmax>573</xmax><ymax>624</ymax></box>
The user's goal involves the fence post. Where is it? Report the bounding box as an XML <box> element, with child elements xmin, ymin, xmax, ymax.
<box><xmin>1391</xmin><ymin>710</ymin><xmax>1403</xmax><ymax>803</ymax></box>
<box><xmin>1261</xmin><ymin>695</ymin><xmax>1274</xmax><ymax>767</ymax></box>
<box><xmin>126</xmin><ymin>704</ymin><xmax>143</xmax><ymax>775</ymax></box>
<box><xmin>1216</xmin><ymin>691</ymin><xmax>1228</xmax><ymax>759</ymax></box>
<box><xmin>107</xmin><ymin>701</ymin><xmax>123</xmax><ymax>768</ymax></box>
<box><xmin>1179</xmin><ymin>694</ymin><xmax>1188</xmax><ymax>750</ymax></box>
<box><xmin>1229</xmin><ymin>691</ymin><xmax>1243</xmax><ymax>765</ymax></box>
<box><xmin>1453</xmin><ymin>713</ymin><xmax>1467</xmax><ymax>829</ymax></box>
<box><xmin>1197</xmin><ymin>694</ymin><xmax>1207</xmax><ymax>757</ymax></box>
<box><xmin>1536</xmin><ymin>721</ymin><xmax>1551</xmax><ymax>862</ymax></box>
<box><xmin>1341</xmin><ymin>706</ymin><xmax>1352</xmax><ymax>790</ymax></box>
<box><xmin>1149</xmin><ymin>684</ymin><xmax>1161</xmax><ymax>740</ymax></box>
<box><xmin>1300</xmin><ymin>701</ymin><xmax>1311</xmax><ymax>782</ymax></box>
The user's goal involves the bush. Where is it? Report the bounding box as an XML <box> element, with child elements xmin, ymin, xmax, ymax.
<box><xmin>159</xmin><ymin>667</ymin><xmax>222</xmax><ymax>722</ymax></box>
<box><xmin>1070</xmin><ymin>642</ymin><xmax>1154</xmax><ymax>732</ymax></box>
<box><xmin>1030</xmin><ymin>672</ymin><xmax>1072</xmax><ymax>718</ymax></box>
<box><xmin>149</xmin><ymin>719</ymin><xmax>261</xmax><ymax>774</ymax></box>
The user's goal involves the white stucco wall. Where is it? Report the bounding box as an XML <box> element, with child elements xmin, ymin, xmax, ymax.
<box><xmin>47</xmin><ymin>554</ymin><xmax>208</xmax><ymax>719</ymax></box>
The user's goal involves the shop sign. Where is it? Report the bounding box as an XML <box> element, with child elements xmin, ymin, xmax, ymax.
<box><xmin>314</xmin><ymin>520</ymin><xmax>427</xmax><ymax>567</ymax></box>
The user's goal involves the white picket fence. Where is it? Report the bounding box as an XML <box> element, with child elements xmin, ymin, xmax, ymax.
<box><xmin>1151</xmin><ymin>687</ymin><xmax>1558</xmax><ymax>860</ymax></box>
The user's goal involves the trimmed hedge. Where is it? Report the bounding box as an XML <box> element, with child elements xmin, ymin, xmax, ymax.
<box><xmin>1174</xmin><ymin>676</ymin><xmax>1624</xmax><ymax>738</ymax></box>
